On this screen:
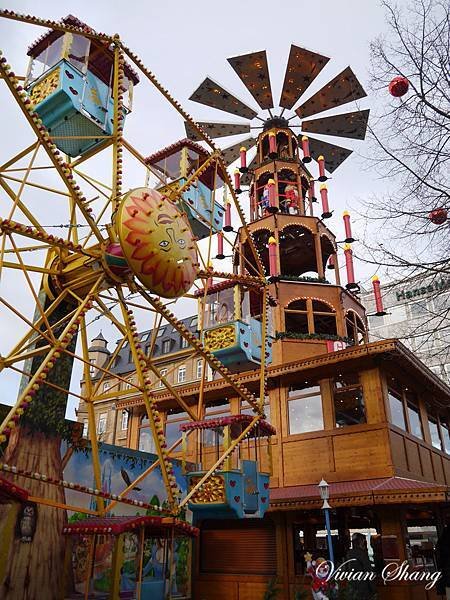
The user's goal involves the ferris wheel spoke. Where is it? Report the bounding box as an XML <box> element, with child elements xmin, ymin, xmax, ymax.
<box><xmin>116</xmin><ymin>289</ymin><xmax>179</xmax><ymax>509</ymax></box>
<box><xmin>6</xmin><ymin>233</ymin><xmax>57</xmax><ymax>342</ymax></box>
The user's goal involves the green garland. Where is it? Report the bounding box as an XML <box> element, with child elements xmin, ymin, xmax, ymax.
<box><xmin>276</xmin><ymin>331</ymin><xmax>353</xmax><ymax>344</ymax></box>
<box><xmin>270</xmin><ymin>274</ymin><xmax>331</xmax><ymax>284</ymax></box>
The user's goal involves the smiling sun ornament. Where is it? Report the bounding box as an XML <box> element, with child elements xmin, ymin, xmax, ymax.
<box><xmin>117</xmin><ymin>187</ymin><xmax>199</xmax><ymax>298</ymax></box>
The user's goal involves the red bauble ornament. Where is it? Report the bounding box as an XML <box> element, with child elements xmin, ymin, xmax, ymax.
<box><xmin>388</xmin><ymin>76</ymin><xmax>409</xmax><ymax>97</ymax></box>
<box><xmin>429</xmin><ymin>208</ymin><xmax>448</xmax><ymax>225</ymax></box>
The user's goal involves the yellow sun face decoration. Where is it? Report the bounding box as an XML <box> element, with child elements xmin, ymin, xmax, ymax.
<box><xmin>117</xmin><ymin>187</ymin><xmax>199</xmax><ymax>298</ymax></box>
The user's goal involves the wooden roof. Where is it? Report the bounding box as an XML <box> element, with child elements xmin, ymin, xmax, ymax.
<box><xmin>269</xmin><ymin>476</ymin><xmax>449</xmax><ymax>510</ymax></box>
<box><xmin>63</xmin><ymin>515</ymin><xmax>198</xmax><ymax>537</ymax></box>
<box><xmin>116</xmin><ymin>339</ymin><xmax>450</xmax><ymax>411</ymax></box>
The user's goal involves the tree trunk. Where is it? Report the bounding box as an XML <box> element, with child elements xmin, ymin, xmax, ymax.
<box><xmin>0</xmin><ymin>426</ymin><xmax>68</xmax><ymax>599</ymax></box>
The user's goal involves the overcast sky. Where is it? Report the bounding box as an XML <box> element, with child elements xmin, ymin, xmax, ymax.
<box><xmin>0</xmin><ymin>1</ymin><xmax>394</xmax><ymax>418</ymax></box>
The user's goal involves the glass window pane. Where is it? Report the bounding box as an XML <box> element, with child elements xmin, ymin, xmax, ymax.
<box><xmin>288</xmin><ymin>383</ymin><xmax>320</xmax><ymax>398</ymax></box>
<box><xmin>334</xmin><ymin>388</ymin><xmax>366</xmax><ymax>427</ymax></box>
<box><xmin>138</xmin><ymin>428</ymin><xmax>156</xmax><ymax>453</ymax></box>
<box><xmin>288</xmin><ymin>394</ymin><xmax>323</xmax><ymax>434</ymax></box>
<box><xmin>165</xmin><ymin>421</ymin><xmax>183</xmax><ymax>447</ymax></box>
<box><xmin>388</xmin><ymin>390</ymin><xmax>406</xmax><ymax>430</ymax></box>
<box><xmin>407</xmin><ymin>404</ymin><xmax>423</xmax><ymax>439</ymax></box>
<box><xmin>428</xmin><ymin>419</ymin><xmax>442</xmax><ymax>450</ymax></box>
<box><xmin>441</xmin><ymin>422</ymin><xmax>450</xmax><ymax>454</ymax></box>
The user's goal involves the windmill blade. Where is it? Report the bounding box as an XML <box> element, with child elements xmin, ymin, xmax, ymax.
<box><xmin>279</xmin><ymin>45</ymin><xmax>330</xmax><ymax>110</ymax></box>
<box><xmin>296</xmin><ymin>67</ymin><xmax>367</xmax><ymax>119</ymax></box>
<box><xmin>221</xmin><ymin>137</ymin><xmax>256</xmax><ymax>166</ymax></box>
<box><xmin>228</xmin><ymin>50</ymin><xmax>274</xmax><ymax>110</ymax></box>
<box><xmin>302</xmin><ymin>109</ymin><xmax>370</xmax><ymax>140</ymax></box>
<box><xmin>185</xmin><ymin>121</ymin><xmax>251</xmax><ymax>141</ymax></box>
<box><xmin>189</xmin><ymin>77</ymin><xmax>258</xmax><ymax>120</ymax></box>
<box><xmin>308</xmin><ymin>137</ymin><xmax>353</xmax><ymax>173</ymax></box>
<box><xmin>241</xmin><ymin>154</ymin><xmax>258</xmax><ymax>186</ymax></box>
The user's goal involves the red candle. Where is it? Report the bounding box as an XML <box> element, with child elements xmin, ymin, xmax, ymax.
<box><xmin>268</xmin><ymin>236</ymin><xmax>278</xmax><ymax>276</ymax></box>
<box><xmin>372</xmin><ymin>275</ymin><xmax>385</xmax><ymax>314</ymax></box>
<box><xmin>320</xmin><ymin>184</ymin><xmax>332</xmax><ymax>218</ymax></box>
<box><xmin>344</xmin><ymin>244</ymin><xmax>357</xmax><ymax>290</ymax></box>
<box><xmin>301</xmin><ymin>135</ymin><xmax>311</xmax><ymax>163</ymax></box>
<box><xmin>318</xmin><ymin>155</ymin><xmax>327</xmax><ymax>182</ymax></box>
<box><xmin>268</xmin><ymin>132</ymin><xmax>277</xmax><ymax>158</ymax></box>
<box><xmin>224</xmin><ymin>201</ymin><xmax>232</xmax><ymax>231</ymax></box>
<box><xmin>239</xmin><ymin>146</ymin><xmax>247</xmax><ymax>173</ymax></box>
<box><xmin>343</xmin><ymin>211</ymin><xmax>354</xmax><ymax>242</ymax></box>
<box><xmin>267</xmin><ymin>178</ymin><xmax>278</xmax><ymax>213</ymax></box>
<box><xmin>234</xmin><ymin>169</ymin><xmax>241</xmax><ymax>194</ymax></box>
<box><xmin>216</xmin><ymin>232</ymin><xmax>224</xmax><ymax>259</ymax></box>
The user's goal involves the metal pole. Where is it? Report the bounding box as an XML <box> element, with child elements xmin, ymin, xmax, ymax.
<box><xmin>324</xmin><ymin>507</ymin><xmax>335</xmax><ymax>564</ymax></box>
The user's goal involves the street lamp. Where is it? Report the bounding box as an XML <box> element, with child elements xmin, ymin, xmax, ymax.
<box><xmin>318</xmin><ymin>478</ymin><xmax>335</xmax><ymax>564</ymax></box>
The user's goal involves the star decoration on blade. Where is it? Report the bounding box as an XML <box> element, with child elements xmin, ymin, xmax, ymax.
<box><xmin>185</xmin><ymin>45</ymin><xmax>370</xmax><ymax>176</ymax></box>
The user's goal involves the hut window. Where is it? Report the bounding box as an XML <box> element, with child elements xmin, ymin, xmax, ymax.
<box><xmin>346</xmin><ymin>311</ymin><xmax>366</xmax><ymax>345</ymax></box>
<box><xmin>121</xmin><ymin>410</ymin><xmax>129</xmax><ymax>431</ymax></box>
<box><xmin>288</xmin><ymin>382</ymin><xmax>323</xmax><ymax>434</ymax></box>
<box><xmin>177</xmin><ymin>365</ymin><xmax>186</xmax><ymax>383</ymax></box>
<box><xmin>162</xmin><ymin>339</ymin><xmax>171</xmax><ymax>354</ymax></box>
<box><xmin>441</xmin><ymin>421</ymin><xmax>450</xmax><ymax>454</ymax></box>
<box><xmin>97</xmin><ymin>413</ymin><xmax>107</xmax><ymax>435</ymax></box>
<box><xmin>407</xmin><ymin>402</ymin><xmax>423</xmax><ymax>439</ymax></box>
<box><xmin>428</xmin><ymin>416</ymin><xmax>442</xmax><ymax>450</ymax></box>
<box><xmin>388</xmin><ymin>388</ymin><xmax>406</xmax><ymax>430</ymax></box>
<box><xmin>285</xmin><ymin>299</ymin><xmax>308</xmax><ymax>333</ymax></box>
<box><xmin>312</xmin><ymin>300</ymin><xmax>337</xmax><ymax>336</ymax></box>
<box><xmin>333</xmin><ymin>374</ymin><xmax>366</xmax><ymax>427</ymax></box>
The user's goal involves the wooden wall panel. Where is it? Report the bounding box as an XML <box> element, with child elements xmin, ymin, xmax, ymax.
<box><xmin>194</xmin><ymin>580</ymin><xmax>238</xmax><ymax>600</ymax></box>
<box><xmin>282</xmin><ymin>437</ymin><xmax>332</xmax><ymax>486</ymax></box>
<box><xmin>431</xmin><ymin>453</ymin><xmax>445</xmax><ymax>484</ymax></box>
<box><xmin>390</xmin><ymin>431</ymin><xmax>408</xmax><ymax>472</ymax></box>
<box><xmin>405</xmin><ymin>438</ymin><xmax>422</xmax><ymax>474</ymax></box>
<box><xmin>419</xmin><ymin>446</ymin><xmax>434</xmax><ymax>480</ymax></box>
<box><xmin>238</xmin><ymin>582</ymin><xmax>269</xmax><ymax>600</ymax></box>
<box><xmin>333</xmin><ymin>429</ymin><xmax>389</xmax><ymax>476</ymax></box>
<box><xmin>360</xmin><ymin>368</ymin><xmax>386</xmax><ymax>423</ymax></box>
<box><xmin>444</xmin><ymin>456</ymin><xmax>450</xmax><ymax>485</ymax></box>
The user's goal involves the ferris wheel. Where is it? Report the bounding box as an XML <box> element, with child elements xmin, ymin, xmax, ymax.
<box><xmin>0</xmin><ymin>10</ymin><xmax>271</xmax><ymax>525</ymax></box>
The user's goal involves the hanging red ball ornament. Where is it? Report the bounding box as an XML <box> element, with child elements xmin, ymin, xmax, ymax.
<box><xmin>388</xmin><ymin>76</ymin><xmax>409</xmax><ymax>97</ymax></box>
<box><xmin>429</xmin><ymin>208</ymin><xmax>448</xmax><ymax>225</ymax></box>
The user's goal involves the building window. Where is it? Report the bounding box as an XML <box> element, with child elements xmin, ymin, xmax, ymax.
<box><xmin>202</xmin><ymin>401</ymin><xmax>231</xmax><ymax>446</ymax></box>
<box><xmin>190</xmin><ymin>317</ymin><xmax>198</xmax><ymax>329</ymax></box>
<box><xmin>97</xmin><ymin>413</ymin><xmax>107</xmax><ymax>435</ymax></box>
<box><xmin>138</xmin><ymin>415</ymin><xmax>156</xmax><ymax>453</ymax></box>
<box><xmin>388</xmin><ymin>389</ymin><xmax>406</xmax><ymax>430</ymax></box>
<box><xmin>103</xmin><ymin>382</ymin><xmax>110</xmax><ymax>392</ymax></box>
<box><xmin>124</xmin><ymin>378</ymin><xmax>133</xmax><ymax>390</ymax></box>
<box><xmin>288</xmin><ymin>382</ymin><xmax>323</xmax><ymax>434</ymax></box>
<box><xmin>196</xmin><ymin>359</ymin><xmax>203</xmax><ymax>379</ymax></box>
<box><xmin>333</xmin><ymin>374</ymin><xmax>366</xmax><ymax>427</ymax></box>
<box><xmin>241</xmin><ymin>398</ymin><xmax>271</xmax><ymax>423</ymax></box>
<box><xmin>177</xmin><ymin>365</ymin><xmax>186</xmax><ymax>383</ymax></box>
<box><xmin>428</xmin><ymin>417</ymin><xmax>442</xmax><ymax>450</ymax></box>
<box><xmin>407</xmin><ymin>402</ymin><xmax>423</xmax><ymax>439</ymax></box>
<box><xmin>158</xmin><ymin>368</ymin><xmax>167</xmax><ymax>388</ymax></box>
<box><xmin>82</xmin><ymin>419</ymin><xmax>88</xmax><ymax>438</ymax></box>
<box><xmin>181</xmin><ymin>337</ymin><xmax>189</xmax><ymax>349</ymax></box>
<box><xmin>162</xmin><ymin>339</ymin><xmax>171</xmax><ymax>354</ymax></box>
<box><xmin>285</xmin><ymin>299</ymin><xmax>337</xmax><ymax>337</ymax></box>
<box><xmin>121</xmin><ymin>410</ymin><xmax>129</xmax><ymax>431</ymax></box>
<box><xmin>165</xmin><ymin>410</ymin><xmax>190</xmax><ymax>448</ymax></box>
<box><xmin>89</xmin><ymin>359</ymin><xmax>95</xmax><ymax>375</ymax></box>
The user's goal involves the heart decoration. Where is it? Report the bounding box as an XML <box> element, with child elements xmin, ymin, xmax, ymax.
<box><xmin>261</xmin><ymin>497</ymin><xmax>267</xmax><ymax>503</ymax></box>
<box><xmin>264</xmin><ymin>482</ymin><xmax>269</xmax><ymax>489</ymax></box>
<box><xmin>234</xmin><ymin>496</ymin><xmax>240</xmax><ymax>503</ymax></box>
<box><xmin>230</xmin><ymin>480</ymin><xmax>236</xmax><ymax>488</ymax></box>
